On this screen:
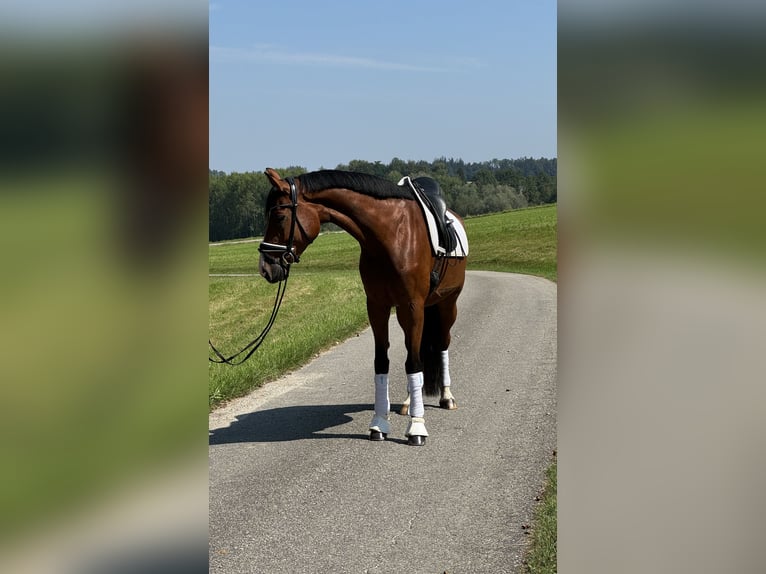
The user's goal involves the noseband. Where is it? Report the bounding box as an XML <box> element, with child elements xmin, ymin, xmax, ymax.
<box><xmin>258</xmin><ymin>177</ymin><xmax>301</xmax><ymax>268</ymax></box>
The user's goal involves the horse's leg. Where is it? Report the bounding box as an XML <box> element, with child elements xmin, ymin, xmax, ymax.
<box><xmin>367</xmin><ymin>300</ymin><xmax>392</xmax><ymax>441</ymax></box>
<box><xmin>436</xmin><ymin>297</ymin><xmax>460</xmax><ymax>410</ymax></box>
<box><xmin>399</xmin><ymin>393</ymin><xmax>411</xmax><ymax>416</ymax></box>
<box><xmin>396</xmin><ymin>302</ymin><xmax>429</xmax><ymax>446</ymax></box>
<box><xmin>438</xmin><ymin>349</ymin><xmax>457</xmax><ymax>409</ymax></box>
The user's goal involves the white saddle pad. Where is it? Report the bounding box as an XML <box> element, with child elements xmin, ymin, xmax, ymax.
<box><xmin>398</xmin><ymin>176</ymin><xmax>469</xmax><ymax>258</ymax></box>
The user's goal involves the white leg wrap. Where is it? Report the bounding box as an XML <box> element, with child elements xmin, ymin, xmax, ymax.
<box><xmin>369</xmin><ymin>414</ymin><xmax>391</xmax><ymax>435</ymax></box>
<box><xmin>374</xmin><ymin>373</ymin><xmax>390</xmax><ymax>417</ymax></box>
<box><xmin>406</xmin><ymin>372</ymin><xmax>424</xmax><ymax>418</ymax></box>
<box><xmin>405</xmin><ymin>416</ymin><xmax>429</xmax><ymax>437</ymax></box>
<box><xmin>440</xmin><ymin>350</ymin><xmax>451</xmax><ymax>387</ymax></box>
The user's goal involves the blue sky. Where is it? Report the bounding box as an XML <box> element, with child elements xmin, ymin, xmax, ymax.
<box><xmin>210</xmin><ymin>0</ymin><xmax>556</xmax><ymax>173</ymax></box>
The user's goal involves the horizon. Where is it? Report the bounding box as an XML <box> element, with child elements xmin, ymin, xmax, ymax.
<box><xmin>210</xmin><ymin>154</ymin><xmax>558</xmax><ymax>176</ymax></box>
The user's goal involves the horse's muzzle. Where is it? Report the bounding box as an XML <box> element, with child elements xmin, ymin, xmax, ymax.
<box><xmin>259</xmin><ymin>254</ymin><xmax>287</xmax><ymax>283</ymax></box>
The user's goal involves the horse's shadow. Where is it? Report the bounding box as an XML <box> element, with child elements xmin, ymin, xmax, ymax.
<box><xmin>209</xmin><ymin>403</ymin><xmax>410</xmax><ymax>445</ymax></box>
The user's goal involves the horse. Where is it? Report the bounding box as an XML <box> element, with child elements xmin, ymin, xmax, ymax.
<box><xmin>258</xmin><ymin>168</ymin><xmax>467</xmax><ymax>446</ymax></box>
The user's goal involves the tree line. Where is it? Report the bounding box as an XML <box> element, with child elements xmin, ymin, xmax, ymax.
<box><xmin>209</xmin><ymin>157</ymin><xmax>556</xmax><ymax>242</ymax></box>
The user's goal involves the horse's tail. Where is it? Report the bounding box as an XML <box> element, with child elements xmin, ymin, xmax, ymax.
<box><xmin>421</xmin><ymin>305</ymin><xmax>442</xmax><ymax>397</ymax></box>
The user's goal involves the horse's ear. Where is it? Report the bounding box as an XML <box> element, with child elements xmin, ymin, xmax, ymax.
<box><xmin>264</xmin><ymin>168</ymin><xmax>287</xmax><ymax>189</ymax></box>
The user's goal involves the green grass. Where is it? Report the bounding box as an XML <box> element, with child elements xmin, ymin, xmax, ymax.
<box><xmin>209</xmin><ymin>231</ymin><xmax>368</xmax><ymax>407</ymax></box>
<box><xmin>465</xmin><ymin>205</ymin><xmax>557</xmax><ymax>281</ymax></box>
<box><xmin>524</xmin><ymin>460</ymin><xmax>557</xmax><ymax>574</ymax></box>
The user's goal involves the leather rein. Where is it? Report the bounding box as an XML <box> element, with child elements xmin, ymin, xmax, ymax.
<box><xmin>208</xmin><ymin>178</ymin><xmax>301</xmax><ymax>366</ymax></box>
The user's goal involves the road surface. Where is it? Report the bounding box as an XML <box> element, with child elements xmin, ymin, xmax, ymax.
<box><xmin>209</xmin><ymin>270</ymin><xmax>557</xmax><ymax>573</ymax></box>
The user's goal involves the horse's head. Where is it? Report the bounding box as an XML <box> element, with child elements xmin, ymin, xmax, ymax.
<box><xmin>258</xmin><ymin>168</ymin><xmax>321</xmax><ymax>283</ymax></box>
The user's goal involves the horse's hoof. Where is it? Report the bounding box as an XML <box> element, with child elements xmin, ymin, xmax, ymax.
<box><xmin>439</xmin><ymin>398</ymin><xmax>458</xmax><ymax>410</ymax></box>
<box><xmin>369</xmin><ymin>430</ymin><xmax>387</xmax><ymax>441</ymax></box>
<box><xmin>407</xmin><ymin>435</ymin><xmax>426</xmax><ymax>446</ymax></box>
<box><xmin>399</xmin><ymin>404</ymin><xmax>409</xmax><ymax>416</ymax></box>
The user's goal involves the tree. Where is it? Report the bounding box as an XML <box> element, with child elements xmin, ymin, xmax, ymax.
<box><xmin>473</xmin><ymin>168</ymin><xmax>497</xmax><ymax>187</ymax></box>
<box><xmin>209</xmin><ymin>157</ymin><xmax>556</xmax><ymax>241</ymax></box>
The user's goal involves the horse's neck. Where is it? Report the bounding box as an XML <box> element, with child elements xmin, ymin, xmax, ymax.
<box><xmin>311</xmin><ymin>188</ymin><xmax>410</xmax><ymax>251</ymax></box>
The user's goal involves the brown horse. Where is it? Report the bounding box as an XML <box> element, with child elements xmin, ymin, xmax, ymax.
<box><xmin>259</xmin><ymin>168</ymin><xmax>467</xmax><ymax>446</ymax></box>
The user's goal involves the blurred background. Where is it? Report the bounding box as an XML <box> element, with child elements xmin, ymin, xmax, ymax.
<box><xmin>558</xmin><ymin>1</ymin><xmax>766</xmax><ymax>572</ymax></box>
<box><xmin>0</xmin><ymin>2</ymin><xmax>208</xmax><ymax>573</ymax></box>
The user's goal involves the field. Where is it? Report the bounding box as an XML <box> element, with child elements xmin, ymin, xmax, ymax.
<box><xmin>465</xmin><ymin>205</ymin><xmax>557</xmax><ymax>282</ymax></box>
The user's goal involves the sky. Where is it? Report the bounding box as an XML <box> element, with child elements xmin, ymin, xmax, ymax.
<box><xmin>209</xmin><ymin>0</ymin><xmax>556</xmax><ymax>173</ymax></box>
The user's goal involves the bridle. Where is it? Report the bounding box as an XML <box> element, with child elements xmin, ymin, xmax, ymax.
<box><xmin>208</xmin><ymin>177</ymin><xmax>304</xmax><ymax>366</ymax></box>
<box><xmin>257</xmin><ymin>177</ymin><xmax>301</xmax><ymax>268</ymax></box>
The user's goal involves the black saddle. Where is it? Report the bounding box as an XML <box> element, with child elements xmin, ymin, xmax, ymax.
<box><xmin>412</xmin><ymin>177</ymin><xmax>457</xmax><ymax>254</ymax></box>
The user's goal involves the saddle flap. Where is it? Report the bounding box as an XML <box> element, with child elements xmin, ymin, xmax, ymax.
<box><xmin>400</xmin><ymin>176</ymin><xmax>459</xmax><ymax>255</ymax></box>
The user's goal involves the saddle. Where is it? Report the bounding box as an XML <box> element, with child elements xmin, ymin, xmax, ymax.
<box><xmin>409</xmin><ymin>177</ymin><xmax>458</xmax><ymax>255</ymax></box>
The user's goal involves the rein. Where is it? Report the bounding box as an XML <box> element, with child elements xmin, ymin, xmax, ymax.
<box><xmin>208</xmin><ymin>178</ymin><xmax>300</xmax><ymax>366</ymax></box>
<box><xmin>208</xmin><ymin>272</ymin><xmax>290</xmax><ymax>365</ymax></box>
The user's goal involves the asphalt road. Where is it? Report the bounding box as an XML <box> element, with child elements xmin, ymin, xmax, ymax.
<box><xmin>209</xmin><ymin>270</ymin><xmax>557</xmax><ymax>574</ymax></box>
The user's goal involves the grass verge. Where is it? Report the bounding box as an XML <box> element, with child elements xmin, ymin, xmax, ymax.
<box><xmin>524</xmin><ymin>458</ymin><xmax>557</xmax><ymax>574</ymax></box>
<box><xmin>209</xmin><ymin>231</ymin><xmax>368</xmax><ymax>408</ymax></box>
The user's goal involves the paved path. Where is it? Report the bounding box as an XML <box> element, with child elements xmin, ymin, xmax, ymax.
<box><xmin>209</xmin><ymin>271</ymin><xmax>557</xmax><ymax>573</ymax></box>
